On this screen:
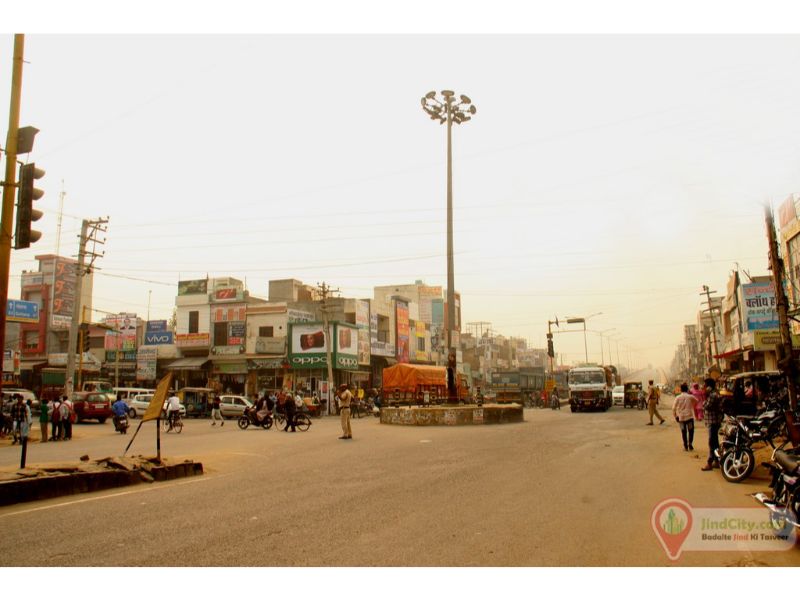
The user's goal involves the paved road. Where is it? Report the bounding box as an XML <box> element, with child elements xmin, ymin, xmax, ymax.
<box><xmin>0</xmin><ymin>405</ymin><xmax>797</xmax><ymax>566</ymax></box>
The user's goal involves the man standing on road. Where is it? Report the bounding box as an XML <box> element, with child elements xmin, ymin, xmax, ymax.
<box><xmin>283</xmin><ymin>389</ymin><xmax>297</xmax><ymax>432</ymax></box>
<box><xmin>672</xmin><ymin>383</ymin><xmax>696</xmax><ymax>451</ymax></box>
<box><xmin>210</xmin><ymin>394</ymin><xmax>224</xmax><ymax>427</ymax></box>
<box><xmin>338</xmin><ymin>384</ymin><xmax>352</xmax><ymax>440</ymax></box>
<box><xmin>645</xmin><ymin>380</ymin><xmax>665</xmax><ymax>426</ymax></box>
<box><xmin>10</xmin><ymin>394</ymin><xmax>26</xmax><ymax>444</ymax></box>
<box><xmin>701</xmin><ymin>378</ymin><xmax>723</xmax><ymax>471</ymax></box>
<box><xmin>60</xmin><ymin>396</ymin><xmax>74</xmax><ymax>441</ymax></box>
<box><xmin>39</xmin><ymin>396</ymin><xmax>49</xmax><ymax>443</ymax></box>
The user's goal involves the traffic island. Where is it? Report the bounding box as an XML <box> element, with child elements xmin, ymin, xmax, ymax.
<box><xmin>380</xmin><ymin>403</ymin><xmax>524</xmax><ymax>426</ymax></box>
<box><xmin>0</xmin><ymin>455</ymin><xmax>204</xmax><ymax>507</ymax></box>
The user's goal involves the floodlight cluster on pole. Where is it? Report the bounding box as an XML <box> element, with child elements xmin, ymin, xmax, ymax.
<box><xmin>420</xmin><ymin>90</ymin><xmax>476</xmax><ymax>370</ymax></box>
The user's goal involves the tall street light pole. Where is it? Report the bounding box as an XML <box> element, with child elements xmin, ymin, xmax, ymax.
<box><xmin>566</xmin><ymin>312</ymin><xmax>602</xmax><ymax>364</ymax></box>
<box><xmin>421</xmin><ymin>90</ymin><xmax>476</xmax><ymax>363</ymax></box>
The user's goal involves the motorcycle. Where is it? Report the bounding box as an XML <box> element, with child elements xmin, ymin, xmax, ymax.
<box><xmin>238</xmin><ymin>407</ymin><xmax>273</xmax><ymax>430</ymax></box>
<box><xmin>715</xmin><ymin>401</ymin><xmax>789</xmax><ymax>483</ymax></box>
<box><xmin>113</xmin><ymin>414</ymin><xmax>129</xmax><ymax>434</ymax></box>
<box><xmin>753</xmin><ymin>444</ymin><xmax>800</xmax><ymax>531</ymax></box>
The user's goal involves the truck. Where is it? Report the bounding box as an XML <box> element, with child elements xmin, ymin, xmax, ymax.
<box><xmin>382</xmin><ymin>363</ymin><xmax>470</xmax><ymax>405</ymax></box>
<box><xmin>568</xmin><ymin>365</ymin><xmax>612</xmax><ymax>412</ymax></box>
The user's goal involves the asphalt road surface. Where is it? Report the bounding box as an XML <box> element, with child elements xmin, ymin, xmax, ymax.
<box><xmin>0</xmin><ymin>402</ymin><xmax>797</xmax><ymax>566</ymax></box>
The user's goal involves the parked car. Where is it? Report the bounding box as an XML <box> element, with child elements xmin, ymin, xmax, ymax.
<box><xmin>129</xmin><ymin>393</ymin><xmax>186</xmax><ymax>419</ymax></box>
<box><xmin>612</xmin><ymin>385</ymin><xmax>624</xmax><ymax>405</ymax></box>
<box><xmin>71</xmin><ymin>392</ymin><xmax>113</xmax><ymax>424</ymax></box>
<box><xmin>3</xmin><ymin>388</ymin><xmax>40</xmax><ymax>413</ymax></box>
<box><xmin>219</xmin><ymin>395</ymin><xmax>253</xmax><ymax>418</ymax></box>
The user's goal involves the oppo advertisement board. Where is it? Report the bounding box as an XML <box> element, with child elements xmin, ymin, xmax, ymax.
<box><xmin>289</xmin><ymin>322</ymin><xmax>330</xmax><ymax>369</ymax></box>
<box><xmin>335</xmin><ymin>323</ymin><xmax>359</xmax><ymax>370</ymax></box>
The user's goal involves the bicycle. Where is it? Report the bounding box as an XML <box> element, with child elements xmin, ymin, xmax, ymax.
<box><xmin>273</xmin><ymin>410</ymin><xmax>311</xmax><ymax>432</ymax></box>
<box><xmin>161</xmin><ymin>412</ymin><xmax>183</xmax><ymax>434</ymax></box>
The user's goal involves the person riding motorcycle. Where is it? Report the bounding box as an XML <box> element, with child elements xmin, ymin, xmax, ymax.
<box><xmin>112</xmin><ymin>394</ymin><xmax>128</xmax><ymax>431</ymax></box>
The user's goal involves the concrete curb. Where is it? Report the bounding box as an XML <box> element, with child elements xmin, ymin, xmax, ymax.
<box><xmin>0</xmin><ymin>459</ymin><xmax>204</xmax><ymax>507</ymax></box>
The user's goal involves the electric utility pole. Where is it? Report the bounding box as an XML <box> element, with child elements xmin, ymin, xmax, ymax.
<box><xmin>64</xmin><ymin>218</ymin><xmax>108</xmax><ymax>396</ymax></box>
<box><xmin>701</xmin><ymin>285</ymin><xmax>721</xmax><ymax>371</ymax></box>
<box><xmin>318</xmin><ymin>281</ymin><xmax>339</xmax><ymax>416</ymax></box>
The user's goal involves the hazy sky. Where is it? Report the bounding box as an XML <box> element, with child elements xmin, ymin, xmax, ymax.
<box><xmin>4</xmin><ymin>30</ymin><xmax>800</xmax><ymax>370</ymax></box>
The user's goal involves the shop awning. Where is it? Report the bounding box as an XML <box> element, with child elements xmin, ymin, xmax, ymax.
<box><xmin>166</xmin><ymin>357</ymin><xmax>209</xmax><ymax>371</ymax></box>
<box><xmin>713</xmin><ymin>349</ymin><xmax>744</xmax><ymax>360</ymax></box>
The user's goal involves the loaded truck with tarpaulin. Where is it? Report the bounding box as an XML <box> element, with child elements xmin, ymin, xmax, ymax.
<box><xmin>382</xmin><ymin>363</ymin><xmax>470</xmax><ymax>405</ymax></box>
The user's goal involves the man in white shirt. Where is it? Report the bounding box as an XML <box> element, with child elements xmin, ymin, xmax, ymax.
<box><xmin>166</xmin><ymin>394</ymin><xmax>181</xmax><ymax>431</ymax></box>
<box><xmin>672</xmin><ymin>383</ymin><xmax>697</xmax><ymax>451</ymax></box>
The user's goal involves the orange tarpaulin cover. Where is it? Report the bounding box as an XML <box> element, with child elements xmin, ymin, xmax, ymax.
<box><xmin>382</xmin><ymin>363</ymin><xmax>447</xmax><ymax>391</ymax></box>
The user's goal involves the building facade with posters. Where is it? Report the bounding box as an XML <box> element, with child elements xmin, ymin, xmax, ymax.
<box><xmin>778</xmin><ymin>193</ymin><xmax>800</xmax><ymax>335</ymax></box>
<box><xmin>15</xmin><ymin>254</ymin><xmax>94</xmax><ymax>392</ymax></box>
<box><xmin>717</xmin><ymin>273</ymin><xmax>781</xmax><ymax>373</ymax></box>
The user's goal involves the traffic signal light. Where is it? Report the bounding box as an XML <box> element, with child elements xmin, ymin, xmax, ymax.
<box><xmin>80</xmin><ymin>323</ymin><xmax>90</xmax><ymax>353</ymax></box>
<box><xmin>14</xmin><ymin>162</ymin><xmax>45</xmax><ymax>249</ymax></box>
<box><xmin>547</xmin><ymin>332</ymin><xmax>554</xmax><ymax>358</ymax></box>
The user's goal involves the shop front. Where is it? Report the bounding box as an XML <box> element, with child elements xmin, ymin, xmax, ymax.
<box><xmin>165</xmin><ymin>357</ymin><xmax>210</xmax><ymax>388</ymax></box>
<box><xmin>210</xmin><ymin>358</ymin><xmax>248</xmax><ymax>395</ymax></box>
<box><xmin>248</xmin><ymin>357</ymin><xmax>288</xmax><ymax>397</ymax></box>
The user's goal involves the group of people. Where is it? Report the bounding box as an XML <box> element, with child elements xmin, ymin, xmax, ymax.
<box><xmin>670</xmin><ymin>378</ymin><xmax>724</xmax><ymax>471</ymax></box>
<box><xmin>42</xmin><ymin>395</ymin><xmax>75</xmax><ymax>442</ymax></box>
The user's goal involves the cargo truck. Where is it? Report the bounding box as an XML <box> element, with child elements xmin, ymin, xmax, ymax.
<box><xmin>568</xmin><ymin>365</ymin><xmax>612</xmax><ymax>412</ymax></box>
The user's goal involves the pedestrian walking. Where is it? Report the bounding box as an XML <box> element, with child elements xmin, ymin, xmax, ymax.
<box><xmin>283</xmin><ymin>389</ymin><xmax>297</xmax><ymax>432</ymax></box>
<box><xmin>701</xmin><ymin>378</ymin><xmax>723</xmax><ymax>471</ymax></box>
<box><xmin>210</xmin><ymin>394</ymin><xmax>224</xmax><ymax>426</ymax></box>
<box><xmin>645</xmin><ymin>380</ymin><xmax>665</xmax><ymax>426</ymax></box>
<box><xmin>51</xmin><ymin>396</ymin><xmax>62</xmax><ymax>441</ymax></box>
<box><xmin>672</xmin><ymin>383</ymin><xmax>697</xmax><ymax>451</ymax></box>
<box><xmin>10</xmin><ymin>394</ymin><xmax>26</xmax><ymax>444</ymax></box>
<box><xmin>338</xmin><ymin>383</ymin><xmax>352</xmax><ymax>439</ymax></box>
<box><xmin>690</xmin><ymin>382</ymin><xmax>705</xmax><ymax>422</ymax></box>
<box><xmin>39</xmin><ymin>396</ymin><xmax>49</xmax><ymax>443</ymax></box>
<box><xmin>60</xmin><ymin>396</ymin><xmax>74</xmax><ymax>440</ymax></box>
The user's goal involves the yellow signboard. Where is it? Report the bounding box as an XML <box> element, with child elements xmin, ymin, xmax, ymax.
<box><xmin>545</xmin><ymin>379</ymin><xmax>556</xmax><ymax>392</ymax></box>
<box><xmin>143</xmin><ymin>372</ymin><xmax>173</xmax><ymax>422</ymax></box>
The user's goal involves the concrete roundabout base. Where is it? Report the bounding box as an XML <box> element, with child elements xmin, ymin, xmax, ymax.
<box><xmin>379</xmin><ymin>403</ymin><xmax>524</xmax><ymax>426</ymax></box>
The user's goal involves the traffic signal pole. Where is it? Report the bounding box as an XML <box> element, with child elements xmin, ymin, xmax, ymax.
<box><xmin>0</xmin><ymin>35</ymin><xmax>25</xmax><ymax>395</ymax></box>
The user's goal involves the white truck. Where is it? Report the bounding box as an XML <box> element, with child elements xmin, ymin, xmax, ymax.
<box><xmin>568</xmin><ymin>366</ymin><xmax>612</xmax><ymax>412</ymax></box>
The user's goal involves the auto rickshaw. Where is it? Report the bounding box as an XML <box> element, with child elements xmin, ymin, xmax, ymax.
<box><xmin>623</xmin><ymin>382</ymin><xmax>642</xmax><ymax>409</ymax></box>
<box><xmin>177</xmin><ymin>387</ymin><xmax>214</xmax><ymax>418</ymax></box>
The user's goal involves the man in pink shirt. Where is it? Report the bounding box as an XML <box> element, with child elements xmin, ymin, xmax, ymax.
<box><xmin>672</xmin><ymin>383</ymin><xmax>697</xmax><ymax>451</ymax></box>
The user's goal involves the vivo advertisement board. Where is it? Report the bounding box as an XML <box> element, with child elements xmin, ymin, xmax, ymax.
<box><xmin>144</xmin><ymin>331</ymin><xmax>174</xmax><ymax>345</ymax></box>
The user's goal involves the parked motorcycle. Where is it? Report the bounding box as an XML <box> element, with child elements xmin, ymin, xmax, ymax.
<box><xmin>238</xmin><ymin>407</ymin><xmax>273</xmax><ymax>430</ymax></box>
<box><xmin>716</xmin><ymin>402</ymin><xmax>789</xmax><ymax>483</ymax></box>
<box><xmin>753</xmin><ymin>444</ymin><xmax>800</xmax><ymax>531</ymax></box>
<box><xmin>113</xmin><ymin>414</ymin><xmax>129</xmax><ymax>435</ymax></box>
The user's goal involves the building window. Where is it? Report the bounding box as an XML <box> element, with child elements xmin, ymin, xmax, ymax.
<box><xmin>259</xmin><ymin>326</ymin><xmax>274</xmax><ymax>337</ymax></box>
<box><xmin>417</xmin><ymin>337</ymin><xmax>425</xmax><ymax>352</ymax></box>
<box><xmin>189</xmin><ymin>311</ymin><xmax>199</xmax><ymax>334</ymax></box>
<box><xmin>214</xmin><ymin>322</ymin><xmax>228</xmax><ymax>346</ymax></box>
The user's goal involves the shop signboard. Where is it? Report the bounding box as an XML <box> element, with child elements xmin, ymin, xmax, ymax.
<box><xmin>370</xmin><ymin>313</ymin><xmax>394</xmax><ymax>357</ymax></box>
<box><xmin>335</xmin><ymin>323</ymin><xmax>359</xmax><ymax>370</ymax></box>
<box><xmin>212</xmin><ymin>304</ymin><xmax>246</xmax><ymax>322</ymax></box>
<box><xmin>288</xmin><ymin>309</ymin><xmax>315</xmax><ymax>323</ymax></box>
<box><xmin>146</xmin><ymin>320</ymin><xmax>168</xmax><ymax>333</ymax></box>
<box><xmin>175</xmin><ymin>332</ymin><xmax>210</xmax><ymax>348</ymax></box>
<box><xmin>136</xmin><ymin>346</ymin><xmax>157</xmax><ymax>381</ymax></box>
<box><xmin>355</xmin><ymin>300</ymin><xmax>371</xmax><ymax>365</ymax></box>
<box><xmin>742</xmin><ymin>282</ymin><xmax>779</xmax><ymax>331</ymax></box>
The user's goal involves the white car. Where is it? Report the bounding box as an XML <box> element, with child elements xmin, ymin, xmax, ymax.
<box><xmin>612</xmin><ymin>385</ymin><xmax>624</xmax><ymax>405</ymax></box>
<box><xmin>128</xmin><ymin>394</ymin><xmax>186</xmax><ymax>419</ymax></box>
<box><xmin>219</xmin><ymin>395</ymin><xmax>253</xmax><ymax>418</ymax></box>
